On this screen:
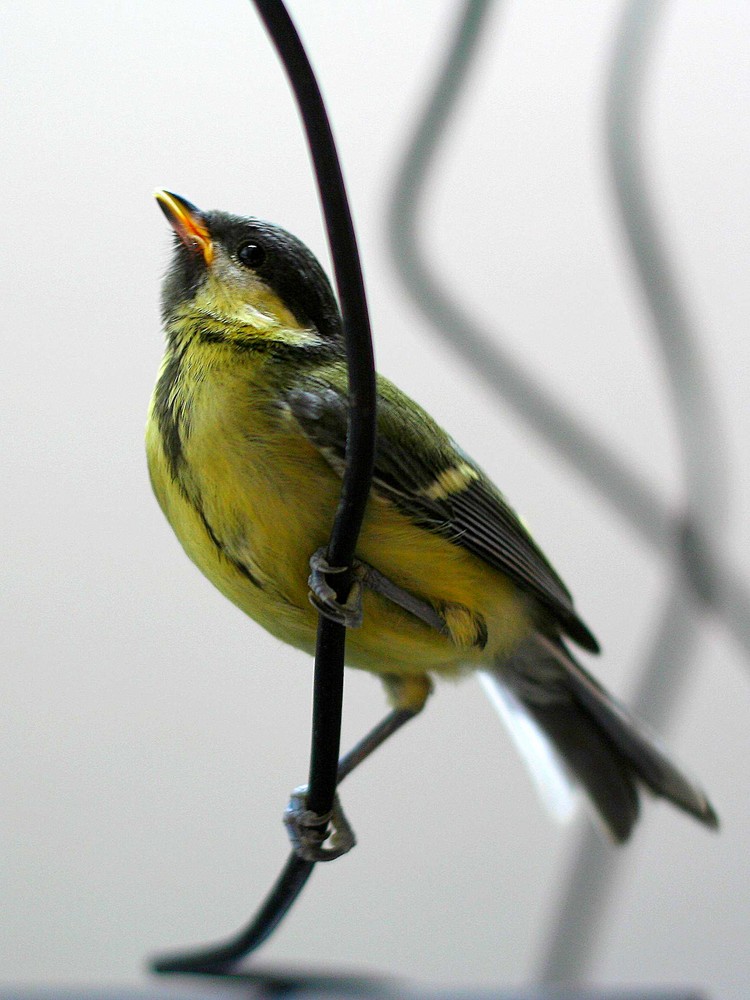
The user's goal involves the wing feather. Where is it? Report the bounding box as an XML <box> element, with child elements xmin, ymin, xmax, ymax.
<box><xmin>283</xmin><ymin>372</ymin><xmax>598</xmax><ymax>652</ymax></box>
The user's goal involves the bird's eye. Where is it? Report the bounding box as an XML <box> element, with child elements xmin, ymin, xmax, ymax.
<box><xmin>237</xmin><ymin>241</ymin><xmax>266</xmax><ymax>268</ymax></box>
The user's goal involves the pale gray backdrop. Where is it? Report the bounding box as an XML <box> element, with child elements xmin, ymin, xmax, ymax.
<box><xmin>1</xmin><ymin>1</ymin><xmax>748</xmax><ymax>997</ymax></box>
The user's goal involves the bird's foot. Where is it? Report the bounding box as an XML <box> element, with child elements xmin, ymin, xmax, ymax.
<box><xmin>283</xmin><ymin>786</ymin><xmax>356</xmax><ymax>862</ymax></box>
<box><xmin>308</xmin><ymin>548</ymin><xmax>449</xmax><ymax>634</ymax></box>
<box><xmin>308</xmin><ymin>548</ymin><xmax>365</xmax><ymax>628</ymax></box>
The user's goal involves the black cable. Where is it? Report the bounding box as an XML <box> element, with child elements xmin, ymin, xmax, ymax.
<box><xmin>386</xmin><ymin>0</ymin><xmax>670</xmax><ymax>546</ymax></box>
<box><xmin>152</xmin><ymin>0</ymin><xmax>376</xmax><ymax>973</ymax></box>
<box><xmin>384</xmin><ymin>0</ymin><xmax>744</xmax><ymax>984</ymax></box>
<box><xmin>151</xmin><ymin>854</ymin><xmax>314</xmax><ymax>974</ymax></box>
<box><xmin>537</xmin><ymin>1</ymin><xmax>728</xmax><ymax>981</ymax></box>
<box><xmin>386</xmin><ymin>0</ymin><xmax>750</xmax><ymax>659</ymax></box>
<box><xmin>251</xmin><ymin>0</ymin><xmax>377</xmax><ymax>820</ymax></box>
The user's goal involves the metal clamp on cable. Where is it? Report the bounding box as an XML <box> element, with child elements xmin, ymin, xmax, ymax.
<box><xmin>284</xmin><ymin>786</ymin><xmax>356</xmax><ymax>862</ymax></box>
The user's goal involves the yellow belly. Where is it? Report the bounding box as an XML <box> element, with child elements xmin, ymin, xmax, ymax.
<box><xmin>145</xmin><ymin>365</ymin><xmax>533</xmax><ymax>686</ymax></box>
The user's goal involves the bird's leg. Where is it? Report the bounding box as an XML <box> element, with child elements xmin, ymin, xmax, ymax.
<box><xmin>284</xmin><ymin>675</ymin><xmax>431</xmax><ymax>861</ymax></box>
<box><xmin>337</xmin><ymin>674</ymin><xmax>431</xmax><ymax>784</ymax></box>
<box><xmin>337</xmin><ymin>701</ymin><xmax>425</xmax><ymax>784</ymax></box>
<box><xmin>301</xmin><ymin>547</ymin><xmax>441</xmax><ymax>861</ymax></box>
<box><xmin>308</xmin><ymin>548</ymin><xmax>448</xmax><ymax>634</ymax></box>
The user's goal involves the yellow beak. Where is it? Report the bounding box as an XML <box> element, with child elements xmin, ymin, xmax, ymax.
<box><xmin>154</xmin><ymin>189</ymin><xmax>214</xmax><ymax>266</ymax></box>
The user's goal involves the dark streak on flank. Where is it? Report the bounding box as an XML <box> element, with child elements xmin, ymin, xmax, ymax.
<box><xmin>474</xmin><ymin>615</ymin><xmax>489</xmax><ymax>651</ymax></box>
<box><xmin>153</xmin><ymin>348</ymin><xmax>186</xmax><ymax>482</ymax></box>
<box><xmin>152</xmin><ymin>346</ymin><xmax>261</xmax><ymax>591</ymax></box>
<box><xmin>197</xmin><ymin>507</ymin><xmax>263</xmax><ymax>591</ymax></box>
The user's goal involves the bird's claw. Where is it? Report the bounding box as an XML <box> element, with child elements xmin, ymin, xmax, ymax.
<box><xmin>283</xmin><ymin>786</ymin><xmax>356</xmax><ymax>862</ymax></box>
<box><xmin>308</xmin><ymin>548</ymin><xmax>364</xmax><ymax>628</ymax></box>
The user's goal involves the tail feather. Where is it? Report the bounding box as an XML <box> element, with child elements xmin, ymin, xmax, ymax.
<box><xmin>521</xmin><ymin>698</ymin><xmax>640</xmax><ymax>841</ymax></box>
<box><xmin>484</xmin><ymin>633</ymin><xmax>718</xmax><ymax>842</ymax></box>
<box><xmin>478</xmin><ymin>674</ymin><xmax>579</xmax><ymax>824</ymax></box>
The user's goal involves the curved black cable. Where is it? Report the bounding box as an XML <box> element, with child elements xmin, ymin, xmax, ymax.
<box><xmin>387</xmin><ymin>0</ymin><xmax>669</xmax><ymax>546</ymax></box>
<box><xmin>250</xmin><ymin>0</ymin><xmax>377</xmax><ymax>823</ymax></box>
<box><xmin>152</xmin><ymin>854</ymin><xmax>314</xmax><ymax>974</ymax></box>
<box><xmin>386</xmin><ymin>0</ymin><xmax>750</xmax><ymax>659</ymax></box>
<box><xmin>152</xmin><ymin>0</ymin><xmax>376</xmax><ymax>974</ymax></box>
<box><xmin>538</xmin><ymin>1</ymin><xmax>728</xmax><ymax>981</ymax></box>
<box><xmin>386</xmin><ymin>0</ymin><xmax>747</xmax><ymax>985</ymax></box>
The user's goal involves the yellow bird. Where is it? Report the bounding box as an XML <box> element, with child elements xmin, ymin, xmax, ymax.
<box><xmin>147</xmin><ymin>190</ymin><xmax>717</xmax><ymax>842</ymax></box>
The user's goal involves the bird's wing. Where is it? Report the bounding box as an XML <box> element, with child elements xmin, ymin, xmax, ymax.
<box><xmin>282</xmin><ymin>370</ymin><xmax>598</xmax><ymax>652</ymax></box>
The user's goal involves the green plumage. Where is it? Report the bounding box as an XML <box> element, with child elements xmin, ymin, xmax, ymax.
<box><xmin>147</xmin><ymin>191</ymin><xmax>718</xmax><ymax>841</ymax></box>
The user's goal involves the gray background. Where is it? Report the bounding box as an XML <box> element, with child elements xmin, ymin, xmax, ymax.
<box><xmin>1</xmin><ymin>1</ymin><xmax>748</xmax><ymax>996</ymax></box>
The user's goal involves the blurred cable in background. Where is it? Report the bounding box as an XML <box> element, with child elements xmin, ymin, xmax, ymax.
<box><xmin>387</xmin><ymin>0</ymin><xmax>750</xmax><ymax>983</ymax></box>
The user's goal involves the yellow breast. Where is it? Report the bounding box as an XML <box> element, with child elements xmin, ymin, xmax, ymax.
<box><xmin>146</xmin><ymin>344</ymin><xmax>533</xmax><ymax>684</ymax></box>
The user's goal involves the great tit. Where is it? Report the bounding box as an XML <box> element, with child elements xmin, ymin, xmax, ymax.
<box><xmin>147</xmin><ymin>190</ymin><xmax>717</xmax><ymax>842</ymax></box>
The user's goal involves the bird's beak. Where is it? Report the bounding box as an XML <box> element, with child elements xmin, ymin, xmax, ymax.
<box><xmin>154</xmin><ymin>189</ymin><xmax>214</xmax><ymax>266</ymax></box>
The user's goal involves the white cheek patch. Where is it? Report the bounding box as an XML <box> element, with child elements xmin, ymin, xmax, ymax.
<box><xmin>194</xmin><ymin>248</ymin><xmax>322</xmax><ymax>346</ymax></box>
<box><xmin>196</xmin><ymin>251</ymin><xmax>277</xmax><ymax>325</ymax></box>
<box><xmin>212</xmin><ymin>250</ymin><xmax>267</xmax><ymax>297</ymax></box>
<box><xmin>239</xmin><ymin>301</ymin><xmax>285</xmax><ymax>330</ymax></box>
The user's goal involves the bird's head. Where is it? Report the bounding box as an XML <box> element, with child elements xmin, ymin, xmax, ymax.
<box><xmin>155</xmin><ymin>190</ymin><xmax>343</xmax><ymax>348</ymax></box>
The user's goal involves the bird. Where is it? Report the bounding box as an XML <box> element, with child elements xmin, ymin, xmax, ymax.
<box><xmin>147</xmin><ymin>189</ymin><xmax>718</xmax><ymax>843</ymax></box>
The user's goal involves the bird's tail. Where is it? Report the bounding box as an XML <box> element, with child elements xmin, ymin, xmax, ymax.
<box><xmin>479</xmin><ymin>633</ymin><xmax>718</xmax><ymax>842</ymax></box>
